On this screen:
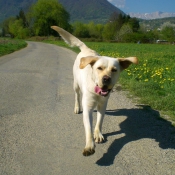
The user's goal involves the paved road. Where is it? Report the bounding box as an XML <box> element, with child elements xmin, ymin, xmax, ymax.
<box><xmin>0</xmin><ymin>42</ymin><xmax>175</xmax><ymax>175</ymax></box>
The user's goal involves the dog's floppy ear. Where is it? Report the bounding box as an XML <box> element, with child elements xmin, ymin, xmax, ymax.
<box><xmin>79</xmin><ymin>56</ymin><xmax>99</xmax><ymax>69</ymax></box>
<box><xmin>119</xmin><ymin>57</ymin><xmax>138</xmax><ymax>70</ymax></box>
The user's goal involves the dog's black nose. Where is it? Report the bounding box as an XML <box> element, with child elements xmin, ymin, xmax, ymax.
<box><xmin>102</xmin><ymin>75</ymin><xmax>111</xmax><ymax>85</ymax></box>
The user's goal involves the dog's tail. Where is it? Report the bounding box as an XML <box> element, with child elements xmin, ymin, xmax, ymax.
<box><xmin>51</xmin><ymin>26</ymin><xmax>87</xmax><ymax>52</ymax></box>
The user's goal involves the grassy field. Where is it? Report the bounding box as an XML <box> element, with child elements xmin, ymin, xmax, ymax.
<box><xmin>0</xmin><ymin>38</ymin><xmax>27</xmax><ymax>57</ymax></box>
<box><xmin>45</xmin><ymin>40</ymin><xmax>175</xmax><ymax>124</ymax></box>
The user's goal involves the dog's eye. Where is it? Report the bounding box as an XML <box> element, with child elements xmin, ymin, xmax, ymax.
<box><xmin>111</xmin><ymin>68</ymin><xmax>117</xmax><ymax>72</ymax></box>
<box><xmin>97</xmin><ymin>67</ymin><xmax>103</xmax><ymax>70</ymax></box>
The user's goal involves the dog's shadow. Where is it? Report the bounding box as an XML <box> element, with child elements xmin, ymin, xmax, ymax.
<box><xmin>96</xmin><ymin>105</ymin><xmax>175</xmax><ymax>166</ymax></box>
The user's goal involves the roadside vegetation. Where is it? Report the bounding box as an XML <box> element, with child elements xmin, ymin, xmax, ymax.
<box><xmin>0</xmin><ymin>38</ymin><xmax>27</xmax><ymax>57</ymax></box>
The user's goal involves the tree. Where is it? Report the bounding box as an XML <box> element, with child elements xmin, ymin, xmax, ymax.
<box><xmin>29</xmin><ymin>0</ymin><xmax>71</xmax><ymax>36</ymax></box>
<box><xmin>161</xmin><ymin>26</ymin><xmax>175</xmax><ymax>42</ymax></box>
<box><xmin>2</xmin><ymin>17</ymin><xmax>16</xmax><ymax>36</ymax></box>
<box><xmin>118</xmin><ymin>24</ymin><xmax>133</xmax><ymax>42</ymax></box>
<box><xmin>87</xmin><ymin>22</ymin><xmax>103</xmax><ymax>39</ymax></box>
<box><xmin>9</xmin><ymin>19</ymin><xmax>29</xmax><ymax>39</ymax></box>
<box><xmin>102</xmin><ymin>13</ymin><xmax>123</xmax><ymax>40</ymax></box>
<box><xmin>128</xmin><ymin>17</ymin><xmax>140</xmax><ymax>32</ymax></box>
<box><xmin>160</xmin><ymin>22</ymin><xmax>175</xmax><ymax>30</ymax></box>
<box><xmin>102</xmin><ymin>22</ymin><xmax>118</xmax><ymax>40</ymax></box>
<box><xmin>16</xmin><ymin>9</ymin><xmax>29</xmax><ymax>28</ymax></box>
<box><xmin>73</xmin><ymin>22</ymin><xmax>90</xmax><ymax>38</ymax></box>
<box><xmin>103</xmin><ymin>13</ymin><xmax>140</xmax><ymax>41</ymax></box>
<box><xmin>109</xmin><ymin>13</ymin><xmax>125</xmax><ymax>31</ymax></box>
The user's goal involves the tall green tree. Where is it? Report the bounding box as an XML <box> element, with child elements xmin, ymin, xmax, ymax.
<box><xmin>29</xmin><ymin>0</ymin><xmax>71</xmax><ymax>36</ymax></box>
<box><xmin>2</xmin><ymin>17</ymin><xmax>16</xmax><ymax>36</ymax></box>
<box><xmin>128</xmin><ymin>17</ymin><xmax>140</xmax><ymax>32</ymax></box>
<box><xmin>161</xmin><ymin>26</ymin><xmax>175</xmax><ymax>42</ymax></box>
<box><xmin>16</xmin><ymin>9</ymin><xmax>29</xmax><ymax>28</ymax></box>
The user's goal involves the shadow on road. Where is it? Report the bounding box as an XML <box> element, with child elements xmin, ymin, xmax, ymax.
<box><xmin>96</xmin><ymin>105</ymin><xmax>175</xmax><ymax>166</ymax></box>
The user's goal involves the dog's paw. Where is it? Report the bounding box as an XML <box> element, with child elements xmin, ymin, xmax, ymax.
<box><xmin>94</xmin><ymin>130</ymin><xmax>104</xmax><ymax>143</ymax></box>
<box><xmin>82</xmin><ymin>142</ymin><xmax>95</xmax><ymax>156</ymax></box>
<box><xmin>83</xmin><ymin>148</ymin><xmax>95</xmax><ymax>156</ymax></box>
<box><xmin>74</xmin><ymin>107</ymin><xmax>80</xmax><ymax>114</ymax></box>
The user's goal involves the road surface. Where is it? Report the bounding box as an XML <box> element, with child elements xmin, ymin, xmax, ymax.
<box><xmin>0</xmin><ymin>42</ymin><xmax>175</xmax><ymax>175</ymax></box>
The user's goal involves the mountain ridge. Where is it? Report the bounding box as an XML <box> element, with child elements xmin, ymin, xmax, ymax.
<box><xmin>0</xmin><ymin>0</ymin><xmax>125</xmax><ymax>24</ymax></box>
<box><xmin>129</xmin><ymin>11</ymin><xmax>175</xmax><ymax>20</ymax></box>
<box><xmin>0</xmin><ymin>0</ymin><xmax>36</xmax><ymax>23</ymax></box>
<box><xmin>59</xmin><ymin>0</ymin><xmax>124</xmax><ymax>23</ymax></box>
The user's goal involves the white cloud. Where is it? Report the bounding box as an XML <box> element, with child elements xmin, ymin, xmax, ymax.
<box><xmin>108</xmin><ymin>0</ymin><xmax>125</xmax><ymax>8</ymax></box>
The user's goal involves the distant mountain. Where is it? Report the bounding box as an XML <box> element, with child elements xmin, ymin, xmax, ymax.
<box><xmin>59</xmin><ymin>0</ymin><xmax>125</xmax><ymax>23</ymax></box>
<box><xmin>0</xmin><ymin>0</ymin><xmax>125</xmax><ymax>24</ymax></box>
<box><xmin>129</xmin><ymin>11</ymin><xmax>175</xmax><ymax>20</ymax></box>
<box><xmin>0</xmin><ymin>0</ymin><xmax>36</xmax><ymax>23</ymax></box>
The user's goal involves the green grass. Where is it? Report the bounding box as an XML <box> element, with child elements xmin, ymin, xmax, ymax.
<box><xmin>0</xmin><ymin>38</ymin><xmax>27</xmax><ymax>57</ymax></box>
<box><xmin>46</xmin><ymin>40</ymin><xmax>175</xmax><ymax>124</ymax></box>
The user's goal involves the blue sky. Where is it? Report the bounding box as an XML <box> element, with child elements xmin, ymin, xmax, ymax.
<box><xmin>108</xmin><ymin>0</ymin><xmax>175</xmax><ymax>13</ymax></box>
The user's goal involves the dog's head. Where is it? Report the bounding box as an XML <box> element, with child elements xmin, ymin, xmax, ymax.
<box><xmin>79</xmin><ymin>56</ymin><xmax>138</xmax><ymax>96</ymax></box>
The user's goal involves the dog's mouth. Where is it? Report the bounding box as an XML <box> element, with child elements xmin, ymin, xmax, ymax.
<box><xmin>95</xmin><ymin>85</ymin><xmax>111</xmax><ymax>96</ymax></box>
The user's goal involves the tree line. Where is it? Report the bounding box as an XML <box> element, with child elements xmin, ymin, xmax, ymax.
<box><xmin>1</xmin><ymin>0</ymin><xmax>175</xmax><ymax>43</ymax></box>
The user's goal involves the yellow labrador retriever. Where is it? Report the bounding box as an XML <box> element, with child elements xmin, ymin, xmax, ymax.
<box><xmin>51</xmin><ymin>26</ymin><xmax>138</xmax><ymax>156</ymax></box>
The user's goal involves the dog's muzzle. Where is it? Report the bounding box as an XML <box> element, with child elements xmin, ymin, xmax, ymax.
<box><xmin>95</xmin><ymin>75</ymin><xmax>112</xmax><ymax>96</ymax></box>
<box><xmin>95</xmin><ymin>85</ymin><xmax>112</xmax><ymax>96</ymax></box>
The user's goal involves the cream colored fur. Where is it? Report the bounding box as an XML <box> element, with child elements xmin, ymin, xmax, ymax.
<box><xmin>51</xmin><ymin>26</ymin><xmax>138</xmax><ymax>156</ymax></box>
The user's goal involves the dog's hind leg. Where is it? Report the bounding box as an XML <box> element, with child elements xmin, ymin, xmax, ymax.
<box><xmin>74</xmin><ymin>81</ymin><xmax>81</xmax><ymax>114</ymax></box>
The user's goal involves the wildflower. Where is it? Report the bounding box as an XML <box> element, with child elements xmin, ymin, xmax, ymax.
<box><xmin>144</xmin><ymin>79</ymin><xmax>149</xmax><ymax>82</ymax></box>
<box><xmin>156</xmin><ymin>72</ymin><xmax>161</xmax><ymax>76</ymax></box>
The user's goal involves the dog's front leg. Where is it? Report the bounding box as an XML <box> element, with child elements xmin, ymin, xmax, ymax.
<box><xmin>94</xmin><ymin>99</ymin><xmax>108</xmax><ymax>143</ymax></box>
<box><xmin>82</xmin><ymin>103</ymin><xmax>95</xmax><ymax>156</ymax></box>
